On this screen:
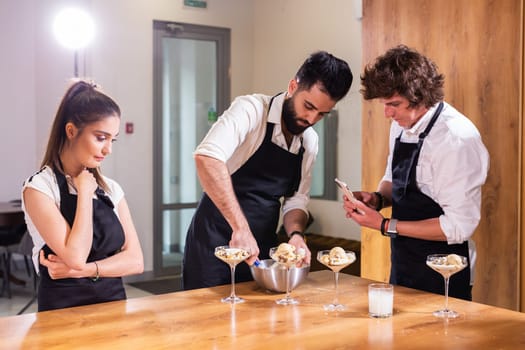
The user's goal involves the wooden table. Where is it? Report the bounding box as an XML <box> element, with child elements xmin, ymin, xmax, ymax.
<box><xmin>0</xmin><ymin>271</ymin><xmax>524</xmax><ymax>349</ymax></box>
<box><xmin>0</xmin><ymin>202</ymin><xmax>24</xmax><ymax>227</ymax></box>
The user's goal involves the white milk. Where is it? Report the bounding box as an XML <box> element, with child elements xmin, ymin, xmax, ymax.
<box><xmin>368</xmin><ymin>283</ymin><xmax>393</xmax><ymax>318</ymax></box>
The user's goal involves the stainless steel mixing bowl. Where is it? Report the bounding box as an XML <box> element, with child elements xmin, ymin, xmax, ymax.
<box><xmin>250</xmin><ymin>259</ymin><xmax>310</xmax><ymax>293</ymax></box>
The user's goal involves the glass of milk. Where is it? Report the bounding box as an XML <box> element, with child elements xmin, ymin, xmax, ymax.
<box><xmin>368</xmin><ymin>283</ymin><xmax>393</xmax><ymax>318</ymax></box>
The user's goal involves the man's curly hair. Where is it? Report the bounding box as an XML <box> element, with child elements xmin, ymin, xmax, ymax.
<box><xmin>360</xmin><ymin>45</ymin><xmax>444</xmax><ymax>108</ymax></box>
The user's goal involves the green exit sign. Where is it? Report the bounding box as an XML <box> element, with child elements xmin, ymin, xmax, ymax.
<box><xmin>184</xmin><ymin>0</ymin><xmax>207</xmax><ymax>8</ymax></box>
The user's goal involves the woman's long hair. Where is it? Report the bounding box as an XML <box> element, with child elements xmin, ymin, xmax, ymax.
<box><xmin>41</xmin><ymin>80</ymin><xmax>121</xmax><ymax>192</ymax></box>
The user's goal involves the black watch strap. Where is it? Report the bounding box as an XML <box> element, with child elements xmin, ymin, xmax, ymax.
<box><xmin>290</xmin><ymin>231</ymin><xmax>306</xmax><ymax>241</ymax></box>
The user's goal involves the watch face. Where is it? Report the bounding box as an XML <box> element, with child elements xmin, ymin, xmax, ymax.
<box><xmin>387</xmin><ymin>219</ymin><xmax>398</xmax><ymax>235</ymax></box>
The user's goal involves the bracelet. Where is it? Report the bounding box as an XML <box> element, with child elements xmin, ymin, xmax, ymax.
<box><xmin>380</xmin><ymin>218</ymin><xmax>389</xmax><ymax>236</ymax></box>
<box><xmin>373</xmin><ymin>191</ymin><xmax>384</xmax><ymax>211</ymax></box>
<box><xmin>92</xmin><ymin>261</ymin><xmax>99</xmax><ymax>282</ymax></box>
<box><xmin>290</xmin><ymin>231</ymin><xmax>306</xmax><ymax>242</ymax></box>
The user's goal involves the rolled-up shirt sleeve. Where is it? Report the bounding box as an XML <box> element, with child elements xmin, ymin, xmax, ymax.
<box><xmin>431</xmin><ymin>135</ymin><xmax>489</xmax><ymax>243</ymax></box>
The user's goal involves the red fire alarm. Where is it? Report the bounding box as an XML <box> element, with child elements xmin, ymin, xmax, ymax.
<box><xmin>125</xmin><ymin>122</ymin><xmax>134</xmax><ymax>134</ymax></box>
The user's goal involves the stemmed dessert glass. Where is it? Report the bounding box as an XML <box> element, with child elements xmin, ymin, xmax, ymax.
<box><xmin>269</xmin><ymin>246</ymin><xmax>301</xmax><ymax>305</ymax></box>
<box><xmin>426</xmin><ymin>254</ymin><xmax>468</xmax><ymax>318</ymax></box>
<box><xmin>214</xmin><ymin>245</ymin><xmax>251</xmax><ymax>304</ymax></box>
<box><xmin>317</xmin><ymin>249</ymin><xmax>356</xmax><ymax>311</ymax></box>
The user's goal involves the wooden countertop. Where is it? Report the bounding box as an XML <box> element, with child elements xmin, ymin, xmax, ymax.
<box><xmin>1</xmin><ymin>271</ymin><xmax>524</xmax><ymax>349</ymax></box>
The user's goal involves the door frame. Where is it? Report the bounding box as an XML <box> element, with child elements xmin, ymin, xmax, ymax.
<box><xmin>152</xmin><ymin>20</ymin><xmax>231</xmax><ymax>277</ymax></box>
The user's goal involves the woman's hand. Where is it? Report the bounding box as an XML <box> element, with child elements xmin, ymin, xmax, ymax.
<box><xmin>73</xmin><ymin>169</ymin><xmax>98</xmax><ymax>197</ymax></box>
<box><xmin>39</xmin><ymin>250</ymin><xmax>86</xmax><ymax>279</ymax></box>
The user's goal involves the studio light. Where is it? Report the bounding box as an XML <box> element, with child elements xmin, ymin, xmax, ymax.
<box><xmin>53</xmin><ymin>7</ymin><xmax>95</xmax><ymax>77</ymax></box>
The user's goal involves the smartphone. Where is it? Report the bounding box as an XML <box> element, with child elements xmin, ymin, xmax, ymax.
<box><xmin>334</xmin><ymin>178</ymin><xmax>359</xmax><ymax>205</ymax></box>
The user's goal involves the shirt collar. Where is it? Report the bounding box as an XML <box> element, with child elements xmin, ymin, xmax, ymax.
<box><xmin>269</xmin><ymin>92</ymin><xmax>304</xmax><ymax>149</ymax></box>
<box><xmin>404</xmin><ymin>102</ymin><xmax>441</xmax><ymax>136</ymax></box>
<box><xmin>267</xmin><ymin>92</ymin><xmax>285</xmax><ymax>124</ymax></box>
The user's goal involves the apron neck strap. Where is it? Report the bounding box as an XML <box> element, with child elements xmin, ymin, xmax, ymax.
<box><xmin>419</xmin><ymin>101</ymin><xmax>444</xmax><ymax>140</ymax></box>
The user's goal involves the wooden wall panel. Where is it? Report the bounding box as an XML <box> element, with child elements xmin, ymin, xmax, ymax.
<box><xmin>519</xmin><ymin>0</ymin><xmax>525</xmax><ymax>312</ymax></box>
<box><xmin>361</xmin><ymin>0</ymin><xmax>522</xmax><ymax>310</ymax></box>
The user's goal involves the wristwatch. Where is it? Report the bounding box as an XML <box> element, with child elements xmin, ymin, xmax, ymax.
<box><xmin>385</xmin><ymin>218</ymin><xmax>398</xmax><ymax>238</ymax></box>
<box><xmin>290</xmin><ymin>231</ymin><xmax>306</xmax><ymax>241</ymax></box>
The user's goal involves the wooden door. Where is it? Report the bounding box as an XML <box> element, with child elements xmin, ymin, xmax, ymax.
<box><xmin>361</xmin><ymin>0</ymin><xmax>523</xmax><ymax>310</ymax></box>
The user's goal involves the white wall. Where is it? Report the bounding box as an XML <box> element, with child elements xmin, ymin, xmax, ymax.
<box><xmin>0</xmin><ymin>0</ymin><xmax>37</xmax><ymax>199</ymax></box>
<box><xmin>0</xmin><ymin>0</ymin><xmax>362</xmax><ymax>273</ymax></box>
<box><xmin>1</xmin><ymin>0</ymin><xmax>255</xmax><ymax>272</ymax></box>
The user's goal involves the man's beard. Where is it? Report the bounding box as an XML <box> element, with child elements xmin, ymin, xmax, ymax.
<box><xmin>282</xmin><ymin>97</ymin><xmax>310</xmax><ymax>135</ymax></box>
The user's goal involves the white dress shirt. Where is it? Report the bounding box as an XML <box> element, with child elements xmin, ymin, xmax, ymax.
<box><xmin>194</xmin><ymin>93</ymin><xmax>318</xmax><ymax>216</ymax></box>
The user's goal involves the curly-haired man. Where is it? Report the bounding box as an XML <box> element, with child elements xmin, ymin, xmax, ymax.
<box><xmin>345</xmin><ymin>45</ymin><xmax>489</xmax><ymax>303</ymax></box>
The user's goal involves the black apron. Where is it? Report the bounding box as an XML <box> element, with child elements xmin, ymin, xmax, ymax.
<box><xmin>37</xmin><ymin>169</ymin><xmax>126</xmax><ymax>311</ymax></box>
<box><xmin>183</xmin><ymin>95</ymin><xmax>304</xmax><ymax>290</ymax></box>
<box><xmin>390</xmin><ymin>102</ymin><xmax>471</xmax><ymax>301</ymax></box>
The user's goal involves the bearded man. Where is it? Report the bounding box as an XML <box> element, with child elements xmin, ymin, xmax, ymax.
<box><xmin>183</xmin><ymin>51</ymin><xmax>353</xmax><ymax>290</ymax></box>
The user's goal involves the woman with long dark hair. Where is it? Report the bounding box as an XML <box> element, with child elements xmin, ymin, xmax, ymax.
<box><xmin>22</xmin><ymin>80</ymin><xmax>143</xmax><ymax>311</ymax></box>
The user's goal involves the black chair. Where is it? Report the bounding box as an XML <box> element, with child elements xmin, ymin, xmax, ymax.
<box><xmin>0</xmin><ymin>222</ymin><xmax>27</xmax><ymax>298</ymax></box>
<box><xmin>14</xmin><ymin>231</ymin><xmax>38</xmax><ymax>314</ymax></box>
